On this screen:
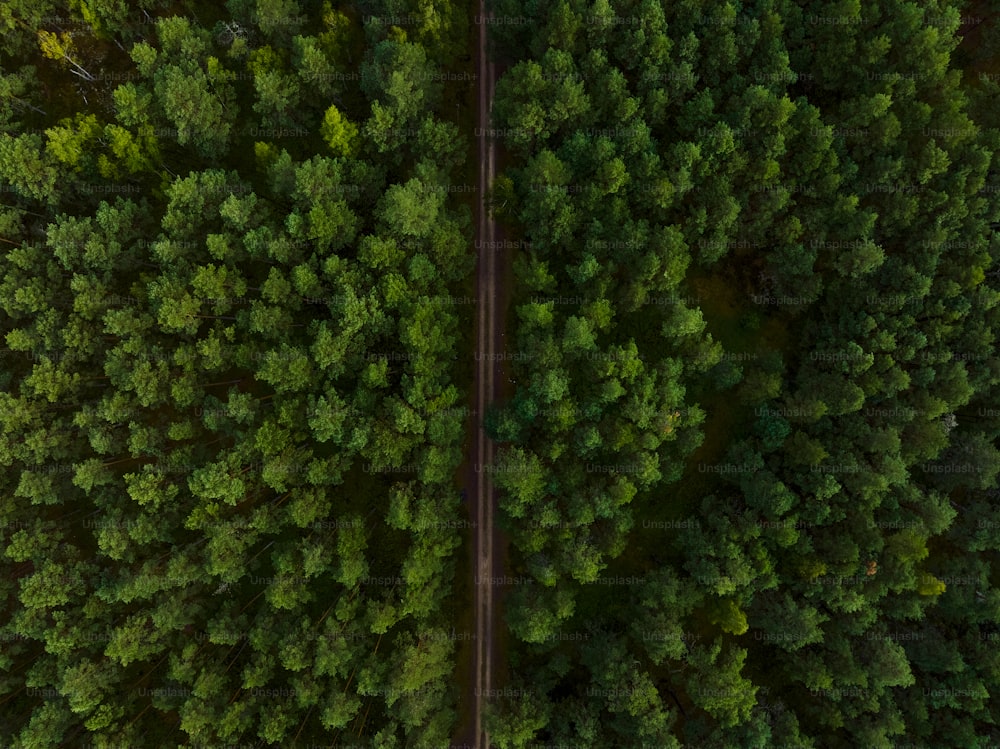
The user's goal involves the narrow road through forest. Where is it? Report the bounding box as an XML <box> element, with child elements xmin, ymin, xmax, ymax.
<box><xmin>470</xmin><ymin>1</ymin><xmax>499</xmax><ymax>747</ymax></box>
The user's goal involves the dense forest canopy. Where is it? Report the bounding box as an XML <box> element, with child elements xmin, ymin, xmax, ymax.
<box><xmin>1</xmin><ymin>0</ymin><xmax>1000</xmax><ymax>747</ymax></box>
<box><xmin>485</xmin><ymin>0</ymin><xmax>1000</xmax><ymax>747</ymax></box>
<box><xmin>0</xmin><ymin>0</ymin><xmax>475</xmax><ymax>746</ymax></box>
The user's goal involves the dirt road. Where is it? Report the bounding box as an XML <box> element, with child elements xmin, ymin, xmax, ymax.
<box><xmin>470</xmin><ymin>1</ymin><xmax>499</xmax><ymax>747</ymax></box>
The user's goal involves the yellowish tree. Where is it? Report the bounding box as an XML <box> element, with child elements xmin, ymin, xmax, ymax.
<box><xmin>320</xmin><ymin>104</ymin><xmax>359</xmax><ymax>157</ymax></box>
<box><xmin>37</xmin><ymin>30</ymin><xmax>96</xmax><ymax>81</ymax></box>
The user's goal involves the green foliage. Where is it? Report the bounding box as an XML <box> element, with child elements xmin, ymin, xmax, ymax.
<box><xmin>0</xmin><ymin>133</ymin><xmax>60</xmax><ymax>202</ymax></box>
<box><xmin>0</xmin><ymin>2</ymin><xmax>473</xmax><ymax>746</ymax></box>
<box><xmin>320</xmin><ymin>104</ymin><xmax>359</xmax><ymax>157</ymax></box>
<box><xmin>488</xmin><ymin>0</ymin><xmax>1000</xmax><ymax>746</ymax></box>
<box><xmin>708</xmin><ymin>597</ymin><xmax>749</xmax><ymax>636</ymax></box>
<box><xmin>4</xmin><ymin>0</ymin><xmax>1000</xmax><ymax>746</ymax></box>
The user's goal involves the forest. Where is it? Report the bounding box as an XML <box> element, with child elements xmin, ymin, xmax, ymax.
<box><xmin>485</xmin><ymin>0</ymin><xmax>1000</xmax><ymax>747</ymax></box>
<box><xmin>0</xmin><ymin>0</ymin><xmax>475</xmax><ymax>746</ymax></box>
<box><xmin>1</xmin><ymin>0</ymin><xmax>1000</xmax><ymax>747</ymax></box>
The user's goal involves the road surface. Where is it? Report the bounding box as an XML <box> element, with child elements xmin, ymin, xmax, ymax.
<box><xmin>470</xmin><ymin>2</ymin><xmax>500</xmax><ymax>747</ymax></box>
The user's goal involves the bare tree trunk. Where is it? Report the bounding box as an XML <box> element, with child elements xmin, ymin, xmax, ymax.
<box><xmin>63</xmin><ymin>54</ymin><xmax>97</xmax><ymax>82</ymax></box>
